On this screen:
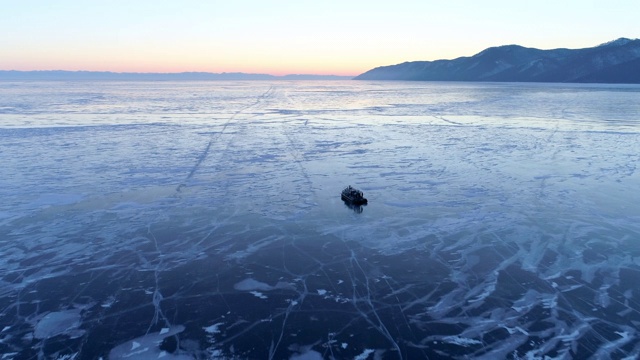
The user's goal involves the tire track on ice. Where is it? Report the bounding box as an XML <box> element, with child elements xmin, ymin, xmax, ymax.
<box><xmin>282</xmin><ymin>118</ymin><xmax>318</xmax><ymax>211</ymax></box>
<box><xmin>176</xmin><ymin>86</ymin><xmax>275</xmax><ymax>192</ymax></box>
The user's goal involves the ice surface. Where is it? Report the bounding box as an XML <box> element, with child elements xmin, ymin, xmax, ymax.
<box><xmin>234</xmin><ymin>278</ymin><xmax>274</xmax><ymax>291</ymax></box>
<box><xmin>33</xmin><ymin>309</ymin><xmax>83</xmax><ymax>339</ymax></box>
<box><xmin>1</xmin><ymin>81</ymin><xmax>640</xmax><ymax>358</ymax></box>
<box><xmin>108</xmin><ymin>325</ymin><xmax>190</xmax><ymax>359</ymax></box>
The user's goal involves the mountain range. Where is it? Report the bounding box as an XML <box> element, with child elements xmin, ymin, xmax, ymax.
<box><xmin>355</xmin><ymin>38</ymin><xmax>640</xmax><ymax>83</ymax></box>
<box><xmin>0</xmin><ymin>71</ymin><xmax>352</xmax><ymax>81</ymax></box>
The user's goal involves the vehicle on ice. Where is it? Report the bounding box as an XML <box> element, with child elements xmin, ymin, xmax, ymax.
<box><xmin>341</xmin><ymin>185</ymin><xmax>368</xmax><ymax>205</ymax></box>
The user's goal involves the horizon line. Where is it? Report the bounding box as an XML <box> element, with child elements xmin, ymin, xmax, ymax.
<box><xmin>0</xmin><ymin>69</ymin><xmax>357</xmax><ymax>77</ymax></box>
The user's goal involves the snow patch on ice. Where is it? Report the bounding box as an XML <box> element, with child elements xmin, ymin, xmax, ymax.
<box><xmin>354</xmin><ymin>348</ymin><xmax>375</xmax><ymax>360</ymax></box>
<box><xmin>203</xmin><ymin>323</ymin><xmax>224</xmax><ymax>334</ymax></box>
<box><xmin>250</xmin><ymin>291</ymin><xmax>268</xmax><ymax>299</ymax></box>
<box><xmin>442</xmin><ymin>336</ymin><xmax>482</xmax><ymax>347</ymax></box>
<box><xmin>288</xmin><ymin>343</ymin><xmax>323</xmax><ymax>360</ymax></box>
<box><xmin>234</xmin><ymin>278</ymin><xmax>295</xmax><ymax>292</ymax></box>
<box><xmin>234</xmin><ymin>278</ymin><xmax>273</xmax><ymax>291</ymax></box>
<box><xmin>33</xmin><ymin>309</ymin><xmax>83</xmax><ymax>339</ymax></box>
<box><xmin>109</xmin><ymin>325</ymin><xmax>190</xmax><ymax>360</ymax></box>
<box><xmin>290</xmin><ymin>349</ymin><xmax>323</xmax><ymax>360</ymax></box>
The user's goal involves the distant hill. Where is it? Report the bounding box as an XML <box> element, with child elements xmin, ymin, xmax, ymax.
<box><xmin>0</xmin><ymin>70</ymin><xmax>353</xmax><ymax>81</ymax></box>
<box><xmin>355</xmin><ymin>38</ymin><xmax>640</xmax><ymax>83</ymax></box>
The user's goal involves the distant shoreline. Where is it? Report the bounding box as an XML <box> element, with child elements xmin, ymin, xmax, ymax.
<box><xmin>355</xmin><ymin>38</ymin><xmax>640</xmax><ymax>84</ymax></box>
<box><xmin>0</xmin><ymin>70</ymin><xmax>354</xmax><ymax>81</ymax></box>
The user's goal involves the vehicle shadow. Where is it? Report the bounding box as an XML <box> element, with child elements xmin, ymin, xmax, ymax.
<box><xmin>343</xmin><ymin>200</ymin><xmax>365</xmax><ymax>213</ymax></box>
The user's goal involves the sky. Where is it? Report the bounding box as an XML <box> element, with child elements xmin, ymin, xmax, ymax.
<box><xmin>1</xmin><ymin>0</ymin><xmax>639</xmax><ymax>76</ymax></box>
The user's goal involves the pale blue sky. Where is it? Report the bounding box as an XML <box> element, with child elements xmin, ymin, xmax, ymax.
<box><xmin>1</xmin><ymin>0</ymin><xmax>638</xmax><ymax>75</ymax></box>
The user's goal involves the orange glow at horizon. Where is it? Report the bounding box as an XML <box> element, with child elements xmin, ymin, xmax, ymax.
<box><xmin>2</xmin><ymin>52</ymin><xmax>375</xmax><ymax>77</ymax></box>
<box><xmin>2</xmin><ymin>1</ymin><xmax>639</xmax><ymax>78</ymax></box>
<box><xmin>2</xmin><ymin>61</ymin><xmax>365</xmax><ymax>77</ymax></box>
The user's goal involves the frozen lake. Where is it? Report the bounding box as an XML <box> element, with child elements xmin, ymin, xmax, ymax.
<box><xmin>1</xmin><ymin>80</ymin><xmax>640</xmax><ymax>359</ymax></box>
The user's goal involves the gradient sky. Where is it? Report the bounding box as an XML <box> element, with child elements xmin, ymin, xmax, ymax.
<box><xmin>2</xmin><ymin>0</ymin><xmax>639</xmax><ymax>76</ymax></box>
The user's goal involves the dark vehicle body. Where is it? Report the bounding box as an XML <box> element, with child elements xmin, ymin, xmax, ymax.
<box><xmin>341</xmin><ymin>186</ymin><xmax>368</xmax><ymax>205</ymax></box>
